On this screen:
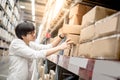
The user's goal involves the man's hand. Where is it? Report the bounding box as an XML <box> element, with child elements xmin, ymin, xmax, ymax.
<box><xmin>59</xmin><ymin>38</ymin><xmax>74</xmax><ymax>50</ymax></box>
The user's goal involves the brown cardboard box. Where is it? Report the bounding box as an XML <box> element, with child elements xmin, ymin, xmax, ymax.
<box><xmin>90</xmin><ymin>36</ymin><xmax>120</xmax><ymax>60</ymax></box>
<box><xmin>78</xmin><ymin>42</ymin><xmax>92</xmax><ymax>58</ymax></box>
<box><xmin>69</xmin><ymin>14</ymin><xmax>81</xmax><ymax>25</ymax></box>
<box><xmin>58</xmin><ymin>28</ymin><xmax>63</xmax><ymax>35</ymax></box>
<box><xmin>64</xmin><ymin>48</ymin><xmax>71</xmax><ymax>56</ymax></box>
<box><xmin>66</xmin><ymin>34</ymin><xmax>80</xmax><ymax>44</ymax></box>
<box><xmin>63</xmin><ymin>0</ymin><xmax>71</xmax><ymax>8</ymax></box>
<box><xmin>81</xmin><ymin>6</ymin><xmax>117</xmax><ymax>29</ymax></box>
<box><xmin>95</xmin><ymin>12</ymin><xmax>120</xmax><ymax>37</ymax></box>
<box><xmin>69</xmin><ymin>3</ymin><xmax>92</xmax><ymax>19</ymax></box>
<box><xmin>62</xmin><ymin>24</ymin><xmax>81</xmax><ymax>35</ymax></box>
<box><xmin>70</xmin><ymin>44</ymin><xmax>79</xmax><ymax>57</ymax></box>
<box><xmin>80</xmin><ymin>24</ymin><xmax>95</xmax><ymax>43</ymax></box>
<box><xmin>64</xmin><ymin>34</ymin><xmax>80</xmax><ymax>56</ymax></box>
<box><xmin>69</xmin><ymin>4</ymin><xmax>92</xmax><ymax>25</ymax></box>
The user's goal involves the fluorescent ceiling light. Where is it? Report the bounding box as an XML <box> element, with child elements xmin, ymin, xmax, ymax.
<box><xmin>31</xmin><ymin>0</ymin><xmax>35</xmax><ymax>21</ymax></box>
<box><xmin>20</xmin><ymin>5</ymin><xmax>25</xmax><ymax>9</ymax></box>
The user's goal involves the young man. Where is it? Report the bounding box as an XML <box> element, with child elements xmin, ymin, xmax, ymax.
<box><xmin>7</xmin><ymin>21</ymin><xmax>73</xmax><ymax>80</ymax></box>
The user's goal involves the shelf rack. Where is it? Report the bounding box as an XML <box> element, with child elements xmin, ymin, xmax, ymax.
<box><xmin>47</xmin><ymin>54</ymin><xmax>120</xmax><ymax>80</ymax></box>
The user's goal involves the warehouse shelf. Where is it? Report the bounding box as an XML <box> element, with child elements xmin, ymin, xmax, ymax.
<box><xmin>0</xmin><ymin>22</ymin><xmax>15</xmax><ymax>37</ymax></box>
<box><xmin>47</xmin><ymin>0</ymin><xmax>120</xmax><ymax>37</ymax></box>
<box><xmin>0</xmin><ymin>46</ymin><xmax>8</xmax><ymax>50</ymax></box>
<box><xmin>47</xmin><ymin>54</ymin><xmax>120</xmax><ymax>80</ymax></box>
<box><xmin>0</xmin><ymin>36</ymin><xmax>6</xmax><ymax>42</ymax></box>
<box><xmin>0</xmin><ymin>0</ymin><xmax>20</xmax><ymax>54</ymax></box>
<box><xmin>0</xmin><ymin>38</ymin><xmax>9</xmax><ymax>50</ymax></box>
<box><xmin>47</xmin><ymin>0</ymin><xmax>120</xmax><ymax>39</ymax></box>
<box><xmin>0</xmin><ymin>3</ymin><xmax>5</xmax><ymax>11</ymax></box>
<box><xmin>0</xmin><ymin>36</ymin><xmax>11</xmax><ymax>43</ymax></box>
<box><xmin>42</xmin><ymin>0</ymin><xmax>120</xmax><ymax>79</ymax></box>
<box><xmin>0</xmin><ymin>4</ymin><xmax>3</xmax><ymax>10</ymax></box>
<box><xmin>50</xmin><ymin>17</ymin><xmax>64</xmax><ymax>37</ymax></box>
<box><xmin>0</xmin><ymin>0</ymin><xmax>19</xmax><ymax>26</ymax></box>
<box><xmin>74</xmin><ymin>0</ymin><xmax>120</xmax><ymax>10</ymax></box>
<box><xmin>47</xmin><ymin>54</ymin><xmax>94</xmax><ymax>80</ymax></box>
<box><xmin>0</xmin><ymin>21</ymin><xmax>8</xmax><ymax>31</ymax></box>
<box><xmin>0</xmin><ymin>3</ymin><xmax>11</xmax><ymax>21</ymax></box>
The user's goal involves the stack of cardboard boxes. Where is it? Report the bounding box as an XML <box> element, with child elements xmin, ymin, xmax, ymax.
<box><xmin>79</xmin><ymin>6</ymin><xmax>120</xmax><ymax>60</ymax></box>
<box><xmin>61</xmin><ymin>3</ymin><xmax>92</xmax><ymax>56</ymax></box>
<box><xmin>60</xmin><ymin>3</ymin><xmax>120</xmax><ymax>60</ymax></box>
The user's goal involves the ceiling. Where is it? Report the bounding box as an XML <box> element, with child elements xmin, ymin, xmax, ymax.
<box><xmin>19</xmin><ymin>0</ymin><xmax>47</xmax><ymax>27</ymax></box>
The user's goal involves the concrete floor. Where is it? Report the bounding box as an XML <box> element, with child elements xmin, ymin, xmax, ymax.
<box><xmin>0</xmin><ymin>56</ymin><xmax>9</xmax><ymax>80</ymax></box>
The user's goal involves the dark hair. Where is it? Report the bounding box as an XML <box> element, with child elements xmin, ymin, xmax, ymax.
<box><xmin>15</xmin><ymin>21</ymin><xmax>35</xmax><ymax>39</ymax></box>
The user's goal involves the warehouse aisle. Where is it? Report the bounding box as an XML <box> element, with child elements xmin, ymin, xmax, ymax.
<box><xmin>0</xmin><ymin>56</ymin><xmax>9</xmax><ymax>80</ymax></box>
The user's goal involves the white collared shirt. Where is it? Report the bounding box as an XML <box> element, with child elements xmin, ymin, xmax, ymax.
<box><xmin>7</xmin><ymin>39</ymin><xmax>52</xmax><ymax>80</ymax></box>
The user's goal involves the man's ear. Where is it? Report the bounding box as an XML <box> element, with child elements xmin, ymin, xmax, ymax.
<box><xmin>21</xmin><ymin>35</ymin><xmax>26</xmax><ymax>39</ymax></box>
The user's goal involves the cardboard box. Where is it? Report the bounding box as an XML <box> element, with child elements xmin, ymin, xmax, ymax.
<box><xmin>81</xmin><ymin>6</ymin><xmax>117</xmax><ymax>29</ymax></box>
<box><xmin>62</xmin><ymin>24</ymin><xmax>81</xmax><ymax>35</ymax></box>
<box><xmin>80</xmin><ymin>24</ymin><xmax>95</xmax><ymax>43</ymax></box>
<box><xmin>69</xmin><ymin>3</ymin><xmax>92</xmax><ymax>18</ymax></box>
<box><xmin>69</xmin><ymin>4</ymin><xmax>92</xmax><ymax>25</ymax></box>
<box><xmin>90</xmin><ymin>36</ymin><xmax>120</xmax><ymax>60</ymax></box>
<box><xmin>69</xmin><ymin>14</ymin><xmax>81</xmax><ymax>25</ymax></box>
<box><xmin>64</xmin><ymin>48</ymin><xmax>71</xmax><ymax>56</ymax></box>
<box><xmin>63</xmin><ymin>0</ymin><xmax>71</xmax><ymax>8</ymax></box>
<box><xmin>64</xmin><ymin>34</ymin><xmax>80</xmax><ymax>56</ymax></box>
<box><xmin>78</xmin><ymin>42</ymin><xmax>92</xmax><ymax>58</ymax></box>
<box><xmin>58</xmin><ymin>28</ymin><xmax>63</xmax><ymax>35</ymax></box>
<box><xmin>66</xmin><ymin>34</ymin><xmax>80</xmax><ymax>44</ymax></box>
<box><xmin>70</xmin><ymin>44</ymin><xmax>79</xmax><ymax>57</ymax></box>
<box><xmin>95</xmin><ymin>12</ymin><xmax>120</xmax><ymax>37</ymax></box>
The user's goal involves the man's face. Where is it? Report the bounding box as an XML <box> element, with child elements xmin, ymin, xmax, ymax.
<box><xmin>22</xmin><ymin>30</ymin><xmax>36</xmax><ymax>44</ymax></box>
<box><xmin>26</xmin><ymin>30</ymin><xmax>36</xmax><ymax>41</ymax></box>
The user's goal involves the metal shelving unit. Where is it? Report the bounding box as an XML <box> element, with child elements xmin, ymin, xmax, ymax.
<box><xmin>47</xmin><ymin>54</ymin><xmax>120</xmax><ymax>80</ymax></box>
<box><xmin>0</xmin><ymin>0</ymin><xmax>20</xmax><ymax>51</ymax></box>
<box><xmin>43</xmin><ymin>0</ymin><xmax>120</xmax><ymax>80</ymax></box>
